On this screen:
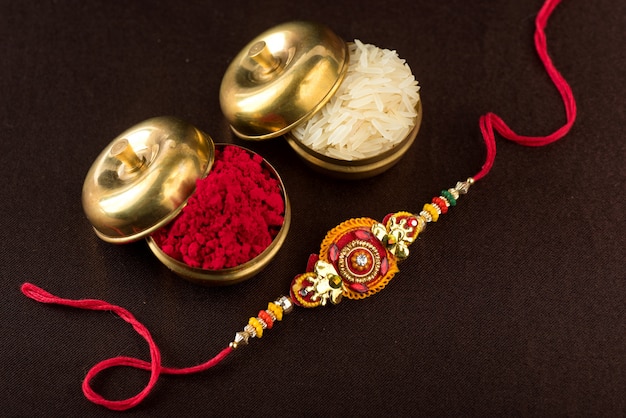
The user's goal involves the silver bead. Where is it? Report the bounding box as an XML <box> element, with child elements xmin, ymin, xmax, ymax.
<box><xmin>275</xmin><ymin>296</ymin><xmax>294</xmax><ymax>314</ymax></box>
<box><xmin>229</xmin><ymin>331</ymin><xmax>250</xmax><ymax>349</ymax></box>
<box><xmin>230</xmin><ymin>331</ymin><xmax>251</xmax><ymax>349</ymax></box>
<box><xmin>455</xmin><ymin>179</ymin><xmax>473</xmax><ymax>195</ymax></box>
<box><xmin>244</xmin><ymin>324</ymin><xmax>257</xmax><ymax>338</ymax></box>
<box><xmin>419</xmin><ymin>210</ymin><xmax>432</xmax><ymax>223</ymax></box>
<box><xmin>455</xmin><ymin>182</ymin><xmax>467</xmax><ymax>194</ymax></box>
<box><xmin>256</xmin><ymin>317</ymin><xmax>268</xmax><ymax>329</ymax></box>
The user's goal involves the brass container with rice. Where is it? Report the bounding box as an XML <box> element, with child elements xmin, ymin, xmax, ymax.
<box><xmin>220</xmin><ymin>21</ymin><xmax>422</xmax><ymax>179</ymax></box>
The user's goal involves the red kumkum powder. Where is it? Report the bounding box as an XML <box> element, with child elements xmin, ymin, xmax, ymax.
<box><xmin>152</xmin><ymin>145</ymin><xmax>285</xmax><ymax>270</ymax></box>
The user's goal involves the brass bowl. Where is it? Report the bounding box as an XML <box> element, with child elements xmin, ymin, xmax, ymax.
<box><xmin>147</xmin><ymin>144</ymin><xmax>291</xmax><ymax>286</ymax></box>
<box><xmin>220</xmin><ymin>21</ymin><xmax>422</xmax><ymax>179</ymax></box>
<box><xmin>83</xmin><ymin>118</ymin><xmax>290</xmax><ymax>285</ymax></box>
<box><xmin>285</xmin><ymin>101</ymin><xmax>422</xmax><ymax>179</ymax></box>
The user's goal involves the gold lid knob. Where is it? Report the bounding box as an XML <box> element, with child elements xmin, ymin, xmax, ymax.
<box><xmin>109</xmin><ymin>138</ymin><xmax>145</xmax><ymax>172</ymax></box>
<box><xmin>247</xmin><ymin>41</ymin><xmax>280</xmax><ymax>72</ymax></box>
<box><xmin>82</xmin><ymin>117</ymin><xmax>214</xmax><ymax>243</ymax></box>
<box><xmin>219</xmin><ymin>21</ymin><xmax>349</xmax><ymax>140</ymax></box>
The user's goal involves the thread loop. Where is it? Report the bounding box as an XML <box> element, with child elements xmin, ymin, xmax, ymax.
<box><xmin>20</xmin><ymin>283</ymin><xmax>232</xmax><ymax>411</ymax></box>
<box><xmin>473</xmin><ymin>0</ymin><xmax>576</xmax><ymax>181</ymax></box>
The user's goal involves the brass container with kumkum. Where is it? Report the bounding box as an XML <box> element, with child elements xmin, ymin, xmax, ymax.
<box><xmin>82</xmin><ymin>116</ymin><xmax>291</xmax><ymax>285</ymax></box>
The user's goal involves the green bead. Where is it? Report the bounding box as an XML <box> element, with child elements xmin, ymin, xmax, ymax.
<box><xmin>441</xmin><ymin>190</ymin><xmax>456</xmax><ymax>206</ymax></box>
<box><xmin>329</xmin><ymin>275</ymin><xmax>342</xmax><ymax>289</ymax></box>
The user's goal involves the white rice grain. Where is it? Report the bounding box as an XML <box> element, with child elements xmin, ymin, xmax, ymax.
<box><xmin>292</xmin><ymin>40</ymin><xmax>420</xmax><ymax>161</ymax></box>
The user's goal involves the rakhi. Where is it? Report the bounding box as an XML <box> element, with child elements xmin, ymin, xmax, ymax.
<box><xmin>21</xmin><ymin>0</ymin><xmax>576</xmax><ymax>411</ymax></box>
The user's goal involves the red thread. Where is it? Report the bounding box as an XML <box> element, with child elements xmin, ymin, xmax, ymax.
<box><xmin>473</xmin><ymin>0</ymin><xmax>576</xmax><ymax>181</ymax></box>
<box><xmin>20</xmin><ymin>282</ymin><xmax>232</xmax><ymax>411</ymax></box>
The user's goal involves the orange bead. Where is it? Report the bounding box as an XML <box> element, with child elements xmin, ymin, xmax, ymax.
<box><xmin>258</xmin><ymin>310</ymin><xmax>274</xmax><ymax>329</ymax></box>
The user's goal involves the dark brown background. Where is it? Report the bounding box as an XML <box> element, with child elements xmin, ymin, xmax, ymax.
<box><xmin>1</xmin><ymin>0</ymin><xmax>624</xmax><ymax>416</ymax></box>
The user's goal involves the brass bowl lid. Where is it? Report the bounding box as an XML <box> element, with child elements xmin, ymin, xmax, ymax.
<box><xmin>82</xmin><ymin>117</ymin><xmax>214</xmax><ymax>244</ymax></box>
<box><xmin>220</xmin><ymin>21</ymin><xmax>349</xmax><ymax>140</ymax></box>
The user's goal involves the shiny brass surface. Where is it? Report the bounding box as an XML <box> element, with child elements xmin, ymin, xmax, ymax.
<box><xmin>82</xmin><ymin>116</ymin><xmax>214</xmax><ymax>243</ymax></box>
<box><xmin>220</xmin><ymin>21</ymin><xmax>349</xmax><ymax>140</ymax></box>
<box><xmin>109</xmin><ymin>138</ymin><xmax>144</xmax><ymax>172</ymax></box>
<box><xmin>248</xmin><ymin>41</ymin><xmax>279</xmax><ymax>72</ymax></box>
<box><xmin>284</xmin><ymin>101</ymin><xmax>423</xmax><ymax>179</ymax></box>
<box><xmin>146</xmin><ymin>145</ymin><xmax>291</xmax><ymax>285</ymax></box>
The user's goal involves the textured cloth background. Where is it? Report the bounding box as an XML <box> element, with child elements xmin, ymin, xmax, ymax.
<box><xmin>1</xmin><ymin>0</ymin><xmax>624</xmax><ymax>416</ymax></box>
